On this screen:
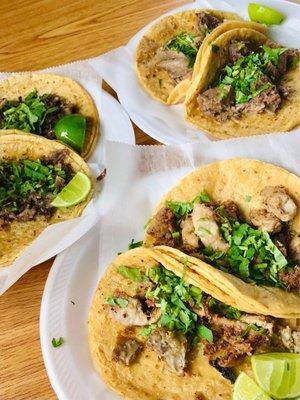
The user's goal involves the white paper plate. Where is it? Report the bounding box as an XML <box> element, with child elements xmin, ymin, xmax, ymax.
<box><xmin>40</xmin><ymin>92</ymin><xmax>134</xmax><ymax>400</ymax></box>
<box><xmin>90</xmin><ymin>0</ymin><xmax>300</xmax><ymax>145</ymax></box>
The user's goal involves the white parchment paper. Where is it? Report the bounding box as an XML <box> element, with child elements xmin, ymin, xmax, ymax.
<box><xmin>98</xmin><ymin>131</ymin><xmax>300</xmax><ymax>275</ymax></box>
<box><xmin>0</xmin><ymin>62</ymin><xmax>104</xmax><ymax>294</ymax></box>
<box><xmin>89</xmin><ymin>0</ymin><xmax>300</xmax><ymax>145</ymax></box>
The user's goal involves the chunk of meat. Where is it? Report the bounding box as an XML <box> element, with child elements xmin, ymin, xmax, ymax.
<box><xmin>196</xmin><ymin>11</ymin><xmax>222</xmax><ymax>36</ymax></box>
<box><xmin>221</xmin><ymin>201</ymin><xmax>240</xmax><ymax>221</ymax></box>
<box><xmin>228</xmin><ymin>41</ymin><xmax>256</xmax><ymax>63</ymax></box>
<box><xmin>153</xmin><ymin>49</ymin><xmax>191</xmax><ymax>84</ymax></box>
<box><xmin>180</xmin><ymin>215</ymin><xmax>199</xmax><ymax>252</ymax></box>
<box><xmin>109</xmin><ymin>296</ymin><xmax>161</xmax><ymax>326</ymax></box>
<box><xmin>279</xmin><ymin>326</ymin><xmax>300</xmax><ymax>353</ymax></box>
<box><xmin>249</xmin><ymin>208</ymin><xmax>282</xmax><ymax>233</ymax></box>
<box><xmin>197</xmin><ymin>85</ymin><xmax>234</xmax><ymax>122</ymax></box>
<box><xmin>261</xmin><ymin>186</ymin><xmax>297</xmax><ymax>222</ymax></box>
<box><xmin>290</xmin><ymin>236</ymin><xmax>300</xmax><ymax>263</ymax></box>
<box><xmin>147</xmin><ymin>328</ymin><xmax>187</xmax><ymax>375</ymax></box>
<box><xmin>192</xmin><ymin>203</ymin><xmax>229</xmax><ymax>252</ymax></box>
<box><xmin>112</xmin><ymin>335</ymin><xmax>143</xmax><ymax>365</ymax></box>
<box><xmin>146</xmin><ymin>207</ymin><xmax>176</xmax><ymax>246</ymax></box>
<box><xmin>279</xmin><ymin>265</ymin><xmax>300</xmax><ymax>291</ymax></box>
<box><xmin>239</xmin><ymin>85</ymin><xmax>281</xmax><ymax>114</ymax></box>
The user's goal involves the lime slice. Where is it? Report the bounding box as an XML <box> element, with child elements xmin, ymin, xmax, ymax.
<box><xmin>233</xmin><ymin>372</ymin><xmax>272</xmax><ymax>400</ymax></box>
<box><xmin>51</xmin><ymin>172</ymin><xmax>91</xmax><ymax>208</ymax></box>
<box><xmin>54</xmin><ymin>114</ymin><xmax>86</xmax><ymax>153</ymax></box>
<box><xmin>252</xmin><ymin>353</ymin><xmax>300</xmax><ymax>399</ymax></box>
<box><xmin>248</xmin><ymin>3</ymin><xmax>285</xmax><ymax>25</ymax></box>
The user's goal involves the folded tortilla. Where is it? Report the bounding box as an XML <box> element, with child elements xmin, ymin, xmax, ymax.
<box><xmin>0</xmin><ymin>73</ymin><xmax>99</xmax><ymax>159</ymax></box>
<box><xmin>0</xmin><ymin>131</ymin><xmax>93</xmax><ymax>267</ymax></box>
<box><xmin>185</xmin><ymin>28</ymin><xmax>300</xmax><ymax>138</ymax></box>
<box><xmin>135</xmin><ymin>9</ymin><xmax>260</xmax><ymax>105</ymax></box>
<box><xmin>144</xmin><ymin>158</ymin><xmax>300</xmax><ymax>318</ymax></box>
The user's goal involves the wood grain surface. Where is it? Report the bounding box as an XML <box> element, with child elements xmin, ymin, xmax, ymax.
<box><xmin>0</xmin><ymin>0</ymin><xmax>298</xmax><ymax>399</ymax></box>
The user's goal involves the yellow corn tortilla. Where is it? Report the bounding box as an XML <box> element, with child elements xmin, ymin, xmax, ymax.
<box><xmin>185</xmin><ymin>28</ymin><xmax>300</xmax><ymax>138</ymax></box>
<box><xmin>88</xmin><ymin>247</ymin><xmax>234</xmax><ymax>400</ymax></box>
<box><xmin>0</xmin><ymin>73</ymin><xmax>100</xmax><ymax>159</ymax></box>
<box><xmin>0</xmin><ymin>131</ymin><xmax>93</xmax><ymax>267</ymax></box>
<box><xmin>144</xmin><ymin>158</ymin><xmax>300</xmax><ymax>317</ymax></box>
<box><xmin>135</xmin><ymin>9</ymin><xmax>243</xmax><ymax>105</ymax></box>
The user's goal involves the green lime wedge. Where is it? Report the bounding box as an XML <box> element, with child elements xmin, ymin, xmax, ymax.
<box><xmin>54</xmin><ymin>114</ymin><xmax>86</xmax><ymax>153</ymax></box>
<box><xmin>233</xmin><ymin>372</ymin><xmax>272</xmax><ymax>400</ymax></box>
<box><xmin>248</xmin><ymin>3</ymin><xmax>285</xmax><ymax>25</ymax></box>
<box><xmin>252</xmin><ymin>353</ymin><xmax>300</xmax><ymax>399</ymax></box>
<box><xmin>51</xmin><ymin>172</ymin><xmax>91</xmax><ymax>208</ymax></box>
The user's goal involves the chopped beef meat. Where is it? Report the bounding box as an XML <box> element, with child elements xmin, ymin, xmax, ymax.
<box><xmin>197</xmin><ymin>85</ymin><xmax>234</xmax><ymax>122</ymax></box>
<box><xmin>261</xmin><ymin>186</ymin><xmax>297</xmax><ymax>222</ymax></box>
<box><xmin>272</xmin><ymin>225</ymin><xmax>291</xmax><ymax>257</ymax></box>
<box><xmin>109</xmin><ymin>295</ymin><xmax>161</xmax><ymax>326</ymax></box>
<box><xmin>146</xmin><ymin>207</ymin><xmax>176</xmax><ymax>246</ymax></box>
<box><xmin>153</xmin><ymin>49</ymin><xmax>191</xmax><ymax>84</ymax></box>
<box><xmin>228</xmin><ymin>41</ymin><xmax>257</xmax><ymax>63</ymax></box>
<box><xmin>289</xmin><ymin>236</ymin><xmax>300</xmax><ymax>263</ymax></box>
<box><xmin>279</xmin><ymin>265</ymin><xmax>300</xmax><ymax>291</ymax></box>
<box><xmin>239</xmin><ymin>315</ymin><xmax>274</xmax><ymax>334</ymax></box>
<box><xmin>277</xmin><ymin>84</ymin><xmax>291</xmax><ymax>99</ymax></box>
<box><xmin>221</xmin><ymin>201</ymin><xmax>240</xmax><ymax>221</ymax></box>
<box><xmin>274</xmin><ymin>238</ymin><xmax>288</xmax><ymax>256</ymax></box>
<box><xmin>239</xmin><ymin>85</ymin><xmax>282</xmax><ymax>114</ymax></box>
<box><xmin>279</xmin><ymin>326</ymin><xmax>300</xmax><ymax>353</ymax></box>
<box><xmin>147</xmin><ymin>328</ymin><xmax>187</xmax><ymax>375</ymax></box>
<box><xmin>210</xmin><ymin>360</ymin><xmax>236</xmax><ymax>383</ymax></box>
<box><xmin>196</xmin><ymin>11</ymin><xmax>222</xmax><ymax>37</ymax></box>
<box><xmin>249</xmin><ymin>208</ymin><xmax>282</xmax><ymax>233</ymax></box>
<box><xmin>180</xmin><ymin>215</ymin><xmax>199</xmax><ymax>252</ymax></box>
<box><xmin>112</xmin><ymin>335</ymin><xmax>143</xmax><ymax>365</ymax></box>
<box><xmin>192</xmin><ymin>203</ymin><xmax>229</xmax><ymax>252</ymax></box>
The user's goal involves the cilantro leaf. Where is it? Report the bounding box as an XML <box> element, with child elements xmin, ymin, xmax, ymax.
<box><xmin>106</xmin><ymin>297</ymin><xmax>129</xmax><ymax>308</ymax></box>
<box><xmin>197</xmin><ymin>324</ymin><xmax>213</xmax><ymax>342</ymax></box>
<box><xmin>128</xmin><ymin>239</ymin><xmax>143</xmax><ymax>250</ymax></box>
<box><xmin>166</xmin><ymin>33</ymin><xmax>200</xmax><ymax>68</ymax></box>
<box><xmin>52</xmin><ymin>337</ymin><xmax>64</xmax><ymax>348</ymax></box>
<box><xmin>118</xmin><ymin>265</ymin><xmax>144</xmax><ymax>282</ymax></box>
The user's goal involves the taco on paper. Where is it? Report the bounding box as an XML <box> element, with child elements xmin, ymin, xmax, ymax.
<box><xmin>185</xmin><ymin>28</ymin><xmax>300</xmax><ymax>138</ymax></box>
<box><xmin>136</xmin><ymin>9</ymin><xmax>267</xmax><ymax>105</ymax></box>
<box><xmin>88</xmin><ymin>246</ymin><xmax>299</xmax><ymax>400</ymax></box>
<box><xmin>0</xmin><ymin>73</ymin><xmax>99</xmax><ymax>159</ymax></box>
<box><xmin>144</xmin><ymin>159</ymin><xmax>300</xmax><ymax>310</ymax></box>
<box><xmin>0</xmin><ymin>131</ymin><xmax>92</xmax><ymax>267</ymax></box>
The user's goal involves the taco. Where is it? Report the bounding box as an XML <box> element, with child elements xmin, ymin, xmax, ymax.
<box><xmin>185</xmin><ymin>28</ymin><xmax>300</xmax><ymax>138</ymax></box>
<box><xmin>135</xmin><ymin>10</ymin><xmax>268</xmax><ymax>105</ymax></box>
<box><xmin>144</xmin><ymin>159</ymin><xmax>300</xmax><ymax>313</ymax></box>
<box><xmin>88</xmin><ymin>246</ymin><xmax>299</xmax><ymax>400</ymax></box>
<box><xmin>0</xmin><ymin>73</ymin><xmax>99</xmax><ymax>159</ymax></box>
<box><xmin>0</xmin><ymin>131</ymin><xmax>92</xmax><ymax>267</ymax></box>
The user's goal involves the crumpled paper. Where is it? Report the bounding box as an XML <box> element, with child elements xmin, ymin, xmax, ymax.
<box><xmin>98</xmin><ymin>130</ymin><xmax>300</xmax><ymax>276</ymax></box>
<box><xmin>89</xmin><ymin>0</ymin><xmax>300</xmax><ymax>145</ymax></box>
<box><xmin>0</xmin><ymin>62</ymin><xmax>104</xmax><ymax>294</ymax></box>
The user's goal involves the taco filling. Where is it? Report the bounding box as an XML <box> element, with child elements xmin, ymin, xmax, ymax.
<box><xmin>151</xmin><ymin>12</ymin><xmax>223</xmax><ymax>85</ymax></box>
<box><xmin>197</xmin><ymin>42</ymin><xmax>299</xmax><ymax>122</ymax></box>
<box><xmin>146</xmin><ymin>186</ymin><xmax>300</xmax><ymax>291</ymax></box>
<box><xmin>0</xmin><ymin>149</ymin><xmax>73</xmax><ymax>226</ymax></box>
<box><xmin>107</xmin><ymin>262</ymin><xmax>299</xmax><ymax>381</ymax></box>
<box><xmin>0</xmin><ymin>90</ymin><xmax>86</xmax><ymax>151</ymax></box>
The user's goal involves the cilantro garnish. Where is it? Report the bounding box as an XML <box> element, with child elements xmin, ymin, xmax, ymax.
<box><xmin>166</xmin><ymin>33</ymin><xmax>200</xmax><ymax>68</ymax></box>
<box><xmin>208</xmin><ymin>298</ymin><xmax>241</xmax><ymax>319</ymax></box>
<box><xmin>52</xmin><ymin>337</ymin><xmax>64</xmax><ymax>348</ymax></box>
<box><xmin>118</xmin><ymin>265</ymin><xmax>145</xmax><ymax>282</ymax></box>
<box><xmin>0</xmin><ymin>90</ymin><xmax>59</xmax><ymax>133</ymax></box>
<box><xmin>197</xmin><ymin>324</ymin><xmax>213</xmax><ymax>342</ymax></box>
<box><xmin>218</xmin><ymin>45</ymin><xmax>288</xmax><ymax>105</ymax></box>
<box><xmin>128</xmin><ymin>239</ymin><xmax>143</xmax><ymax>250</ymax></box>
<box><xmin>211</xmin><ymin>43</ymin><xmax>219</xmax><ymax>53</ymax></box>
<box><xmin>139</xmin><ymin>325</ymin><xmax>156</xmax><ymax>338</ymax></box>
<box><xmin>242</xmin><ymin>323</ymin><xmax>268</xmax><ymax>339</ymax></box>
<box><xmin>107</xmin><ymin>297</ymin><xmax>129</xmax><ymax>308</ymax></box>
<box><xmin>166</xmin><ymin>191</ymin><xmax>211</xmax><ymax>218</ymax></box>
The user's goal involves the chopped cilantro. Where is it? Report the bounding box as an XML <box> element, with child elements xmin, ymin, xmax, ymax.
<box><xmin>165</xmin><ymin>33</ymin><xmax>200</xmax><ymax>68</ymax></box>
<box><xmin>128</xmin><ymin>239</ymin><xmax>143</xmax><ymax>250</ymax></box>
<box><xmin>211</xmin><ymin>43</ymin><xmax>219</xmax><ymax>53</ymax></box>
<box><xmin>242</xmin><ymin>323</ymin><xmax>268</xmax><ymax>338</ymax></box>
<box><xmin>197</xmin><ymin>324</ymin><xmax>213</xmax><ymax>342</ymax></box>
<box><xmin>245</xmin><ymin>195</ymin><xmax>252</xmax><ymax>202</ymax></box>
<box><xmin>118</xmin><ymin>265</ymin><xmax>145</xmax><ymax>282</ymax></box>
<box><xmin>208</xmin><ymin>298</ymin><xmax>241</xmax><ymax>319</ymax></box>
<box><xmin>139</xmin><ymin>325</ymin><xmax>156</xmax><ymax>338</ymax></box>
<box><xmin>52</xmin><ymin>337</ymin><xmax>64</xmax><ymax>348</ymax></box>
<box><xmin>106</xmin><ymin>297</ymin><xmax>129</xmax><ymax>308</ymax></box>
<box><xmin>166</xmin><ymin>191</ymin><xmax>211</xmax><ymax>218</ymax></box>
<box><xmin>172</xmin><ymin>231</ymin><xmax>180</xmax><ymax>239</ymax></box>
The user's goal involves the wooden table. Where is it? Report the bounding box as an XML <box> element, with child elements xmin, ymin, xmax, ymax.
<box><xmin>0</xmin><ymin>0</ymin><xmax>298</xmax><ymax>398</ymax></box>
<box><xmin>0</xmin><ymin>1</ymin><xmax>188</xmax><ymax>399</ymax></box>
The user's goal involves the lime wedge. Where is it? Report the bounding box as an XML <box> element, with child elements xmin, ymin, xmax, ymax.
<box><xmin>51</xmin><ymin>172</ymin><xmax>91</xmax><ymax>208</ymax></box>
<box><xmin>233</xmin><ymin>372</ymin><xmax>272</xmax><ymax>400</ymax></box>
<box><xmin>54</xmin><ymin>114</ymin><xmax>86</xmax><ymax>153</ymax></box>
<box><xmin>252</xmin><ymin>353</ymin><xmax>300</xmax><ymax>399</ymax></box>
<box><xmin>248</xmin><ymin>3</ymin><xmax>285</xmax><ymax>25</ymax></box>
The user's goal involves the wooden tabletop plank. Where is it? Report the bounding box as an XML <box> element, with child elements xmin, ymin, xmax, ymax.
<box><xmin>0</xmin><ymin>1</ymin><xmax>187</xmax><ymax>399</ymax></box>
